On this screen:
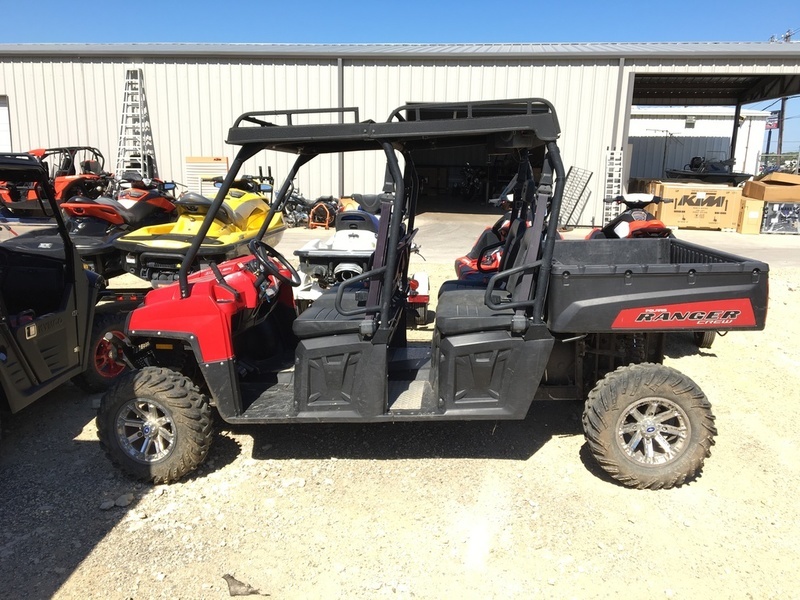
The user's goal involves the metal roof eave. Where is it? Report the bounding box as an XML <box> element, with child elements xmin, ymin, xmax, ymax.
<box><xmin>1</xmin><ymin>42</ymin><xmax>800</xmax><ymax>61</ymax></box>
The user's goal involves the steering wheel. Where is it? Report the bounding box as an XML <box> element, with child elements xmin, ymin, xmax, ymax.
<box><xmin>249</xmin><ymin>239</ymin><xmax>301</xmax><ymax>287</ymax></box>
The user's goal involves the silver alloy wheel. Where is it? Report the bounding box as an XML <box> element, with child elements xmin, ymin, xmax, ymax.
<box><xmin>115</xmin><ymin>398</ymin><xmax>176</xmax><ymax>464</ymax></box>
<box><xmin>616</xmin><ymin>396</ymin><xmax>691</xmax><ymax>465</ymax></box>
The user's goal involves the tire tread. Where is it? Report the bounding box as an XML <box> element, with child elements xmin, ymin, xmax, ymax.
<box><xmin>582</xmin><ymin>363</ymin><xmax>717</xmax><ymax>490</ymax></box>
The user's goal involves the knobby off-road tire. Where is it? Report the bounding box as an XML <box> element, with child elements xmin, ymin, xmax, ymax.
<box><xmin>96</xmin><ymin>367</ymin><xmax>213</xmax><ymax>484</ymax></box>
<box><xmin>582</xmin><ymin>363</ymin><xmax>717</xmax><ymax>490</ymax></box>
<box><xmin>414</xmin><ymin>304</ymin><xmax>428</xmax><ymax>326</ymax></box>
<box><xmin>73</xmin><ymin>313</ymin><xmax>130</xmax><ymax>393</ymax></box>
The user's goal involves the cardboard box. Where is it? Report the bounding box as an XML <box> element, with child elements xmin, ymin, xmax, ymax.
<box><xmin>743</xmin><ymin>172</ymin><xmax>800</xmax><ymax>202</ymax></box>
<box><xmin>762</xmin><ymin>172</ymin><xmax>800</xmax><ymax>185</ymax></box>
<box><xmin>736</xmin><ymin>199</ymin><xmax>765</xmax><ymax>235</ymax></box>
<box><xmin>761</xmin><ymin>202</ymin><xmax>800</xmax><ymax>234</ymax></box>
<box><xmin>646</xmin><ymin>182</ymin><xmax>742</xmax><ymax>230</ymax></box>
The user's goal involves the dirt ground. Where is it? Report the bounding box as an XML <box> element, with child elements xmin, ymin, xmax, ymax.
<box><xmin>1</xmin><ymin>220</ymin><xmax>799</xmax><ymax>600</ymax></box>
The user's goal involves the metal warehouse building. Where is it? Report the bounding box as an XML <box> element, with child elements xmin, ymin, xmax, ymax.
<box><xmin>1</xmin><ymin>42</ymin><xmax>799</xmax><ymax>224</ymax></box>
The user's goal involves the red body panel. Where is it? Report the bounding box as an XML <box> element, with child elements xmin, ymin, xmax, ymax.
<box><xmin>118</xmin><ymin>187</ymin><xmax>176</xmax><ymax>213</ymax></box>
<box><xmin>127</xmin><ymin>257</ymin><xmax>268</xmax><ymax>363</ymax></box>
<box><xmin>612</xmin><ymin>298</ymin><xmax>757</xmax><ymax>329</ymax></box>
<box><xmin>62</xmin><ymin>202</ymin><xmax>125</xmax><ymax>225</ymax></box>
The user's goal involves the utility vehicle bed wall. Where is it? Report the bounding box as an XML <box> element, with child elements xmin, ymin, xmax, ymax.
<box><xmin>547</xmin><ymin>238</ymin><xmax>769</xmax><ymax>333</ymax></box>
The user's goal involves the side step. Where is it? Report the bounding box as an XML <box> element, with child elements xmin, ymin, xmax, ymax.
<box><xmin>388</xmin><ymin>376</ymin><xmax>437</xmax><ymax>414</ymax></box>
<box><xmin>239</xmin><ymin>382</ymin><xmax>294</xmax><ymax>419</ymax></box>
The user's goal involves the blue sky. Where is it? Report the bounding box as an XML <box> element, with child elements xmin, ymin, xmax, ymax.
<box><xmin>0</xmin><ymin>0</ymin><xmax>794</xmax><ymax>45</ymax></box>
<box><xmin>2</xmin><ymin>0</ymin><xmax>798</xmax><ymax>151</ymax></box>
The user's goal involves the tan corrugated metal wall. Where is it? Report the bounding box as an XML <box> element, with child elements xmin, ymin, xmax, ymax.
<box><xmin>0</xmin><ymin>58</ymin><xmax>341</xmax><ymax>202</ymax></box>
<box><xmin>342</xmin><ymin>59</ymin><xmax>622</xmax><ymax>223</ymax></box>
<box><xmin>0</xmin><ymin>52</ymin><xmax>795</xmax><ymax>223</ymax></box>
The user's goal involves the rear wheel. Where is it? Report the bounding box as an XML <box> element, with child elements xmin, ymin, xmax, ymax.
<box><xmin>582</xmin><ymin>363</ymin><xmax>716</xmax><ymax>490</ymax></box>
<box><xmin>73</xmin><ymin>313</ymin><xmax>130</xmax><ymax>393</ymax></box>
<box><xmin>413</xmin><ymin>304</ymin><xmax>428</xmax><ymax>326</ymax></box>
<box><xmin>693</xmin><ymin>330</ymin><xmax>716</xmax><ymax>349</ymax></box>
<box><xmin>96</xmin><ymin>367</ymin><xmax>213</xmax><ymax>483</ymax></box>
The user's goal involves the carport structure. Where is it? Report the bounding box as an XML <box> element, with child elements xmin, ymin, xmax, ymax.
<box><xmin>625</xmin><ymin>51</ymin><xmax>800</xmax><ymax>172</ymax></box>
<box><xmin>0</xmin><ymin>42</ymin><xmax>799</xmax><ymax>224</ymax></box>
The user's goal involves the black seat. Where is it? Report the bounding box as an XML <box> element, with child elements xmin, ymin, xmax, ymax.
<box><xmin>93</xmin><ymin>196</ymin><xmax>137</xmax><ymax>223</ymax></box>
<box><xmin>335</xmin><ymin>211</ymin><xmax>379</xmax><ymax>232</ymax></box>
<box><xmin>350</xmin><ymin>193</ymin><xmax>390</xmax><ymax>215</ymax></box>
<box><xmin>435</xmin><ymin>217</ymin><xmax>539</xmax><ymax>337</ymax></box>
<box><xmin>81</xmin><ymin>160</ymin><xmax>102</xmax><ymax>175</ymax></box>
<box><xmin>438</xmin><ymin>215</ymin><xmax>528</xmax><ymax>297</ymax></box>
<box><xmin>176</xmin><ymin>192</ymin><xmax>237</xmax><ymax>225</ymax></box>
<box><xmin>292</xmin><ymin>286</ymin><xmax>368</xmax><ymax>339</ymax></box>
<box><xmin>293</xmin><ymin>197</ymin><xmax>408</xmax><ymax>342</ymax></box>
<box><xmin>434</xmin><ymin>289</ymin><xmax>515</xmax><ymax>336</ymax></box>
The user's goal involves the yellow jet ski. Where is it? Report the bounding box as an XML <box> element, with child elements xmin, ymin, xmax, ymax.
<box><xmin>115</xmin><ymin>175</ymin><xmax>285</xmax><ymax>285</ymax></box>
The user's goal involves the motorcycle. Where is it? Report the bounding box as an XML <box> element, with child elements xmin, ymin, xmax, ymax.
<box><xmin>115</xmin><ymin>174</ymin><xmax>286</xmax><ymax>285</ymax></box>
<box><xmin>2</xmin><ymin>177</ymin><xmax>178</xmax><ymax>279</ymax></box>
<box><xmin>457</xmin><ymin>162</ymin><xmax>487</xmax><ymax>202</ymax></box>
<box><xmin>282</xmin><ymin>188</ymin><xmax>315</xmax><ymax>228</ymax></box>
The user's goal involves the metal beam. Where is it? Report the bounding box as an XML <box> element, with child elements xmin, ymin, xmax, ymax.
<box><xmin>738</xmin><ymin>74</ymin><xmax>800</xmax><ymax>104</ymax></box>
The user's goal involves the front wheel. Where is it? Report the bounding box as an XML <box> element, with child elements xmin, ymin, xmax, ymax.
<box><xmin>96</xmin><ymin>367</ymin><xmax>213</xmax><ymax>484</ymax></box>
<box><xmin>582</xmin><ymin>363</ymin><xmax>716</xmax><ymax>490</ymax></box>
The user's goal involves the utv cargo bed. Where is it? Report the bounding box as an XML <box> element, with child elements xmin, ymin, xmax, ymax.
<box><xmin>547</xmin><ymin>238</ymin><xmax>769</xmax><ymax>333</ymax></box>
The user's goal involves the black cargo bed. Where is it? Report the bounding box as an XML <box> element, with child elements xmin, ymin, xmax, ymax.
<box><xmin>546</xmin><ymin>238</ymin><xmax>769</xmax><ymax>333</ymax></box>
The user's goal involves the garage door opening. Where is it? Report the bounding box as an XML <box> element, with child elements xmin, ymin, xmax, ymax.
<box><xmin>412</xmin><ymin>146</ymin><xmax>545</xmax><ymax>214</ymax></box>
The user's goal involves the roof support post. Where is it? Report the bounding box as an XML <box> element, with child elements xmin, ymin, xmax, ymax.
<box><xmin>731</xmin><ymin>102</ymin><xmax>742</xmax><ymax>168</ymax></box>
<box><xmin>612</xmin><ymin>58</ymin><xmax>627</xmax><ymax>148</ymax></box>
<box><xmin>338</xmin><ymin>57</ymin><xmax>345</xmax><ymax>197</ymax></box>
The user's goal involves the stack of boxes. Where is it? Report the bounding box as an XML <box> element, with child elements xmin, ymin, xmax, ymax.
<box><xmin>742</xmin><ymin>173</ymin><xmax>800</xmax><ymax>234</ymax></box>
<box><xmin>644</xmin><ymin>181</ymin><xmax>742</xmax><ymax>230</ymax></box>
<box><xmin>638</xmin><ymin>173</ymin><xmax>800</xmax><ymax>235</ymax></box>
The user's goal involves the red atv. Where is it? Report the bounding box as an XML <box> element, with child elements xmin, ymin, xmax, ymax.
<box><xmin>0</xmin><ymin>147</ymin><xmax>112</xmax><ymax>216</ymax></box>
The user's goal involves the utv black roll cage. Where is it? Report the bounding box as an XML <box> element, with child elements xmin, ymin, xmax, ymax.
<box><xmin>179</xmin><ymin>98</ymin><xmax>566</xmax><ymax>336</ymax></box>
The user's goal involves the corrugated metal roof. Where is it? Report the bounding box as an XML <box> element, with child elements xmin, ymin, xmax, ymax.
<box><xmin>631</xmin><ymin>106</ymin><xmax>769</xmax><ymax>117</ymax></box>
<box><xmin>1</xmin><ymin>41</ymin><xmax>799</xmax><ymax>60</ymax></box>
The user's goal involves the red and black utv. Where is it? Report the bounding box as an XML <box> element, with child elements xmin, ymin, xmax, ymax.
<box><xmin>96</xmin><ymin>99</ymin><xmax>769</xmax><ymax>490</ymax></box>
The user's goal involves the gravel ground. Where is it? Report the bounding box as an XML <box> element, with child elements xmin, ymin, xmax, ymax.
<box><xmin>1</xmin><ymin>218</ymin><xmax>799</xmax><ymax>600</ymax></box>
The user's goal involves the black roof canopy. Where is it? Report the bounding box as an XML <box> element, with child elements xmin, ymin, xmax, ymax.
<box><xmin>226</xmin><ymin>98</ymin><xmax>560</xmax><ymax>155</ymax></box>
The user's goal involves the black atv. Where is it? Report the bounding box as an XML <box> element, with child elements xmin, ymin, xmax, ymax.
<box><xmin>0</xmin><ymin>154</ymin><xmax>148</xmax><ymax>432</ymax></box>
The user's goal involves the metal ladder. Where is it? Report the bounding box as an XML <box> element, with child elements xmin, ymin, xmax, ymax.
<box><xmin>115</xmin><ymin>68</ymin><xmax>158</xmax><ymax>180</ymax></box>
<box><xmin>603</xmin><ymin>147</ymin><xmax>624</xmax><ymax>225</ymax></box>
